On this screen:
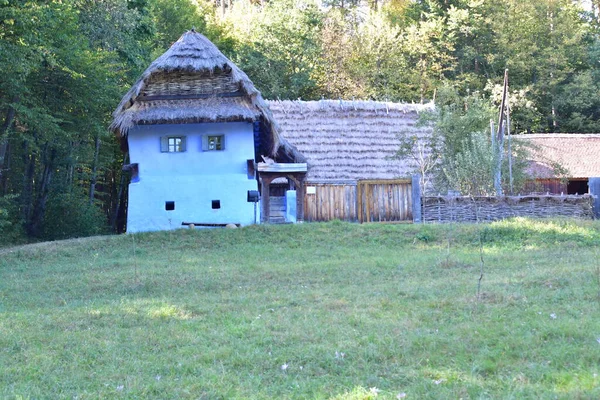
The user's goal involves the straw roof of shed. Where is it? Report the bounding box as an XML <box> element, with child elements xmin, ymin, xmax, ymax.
<box><xmin>267</xmin><ymin>100</ymin><xmax>434</xmax><ymax>181</ymax></box>
<box><xmin>518</xmin><ymin>133</ymin><xmax>600</xmax><ymax>179</ymax></box>
<box><xmin>110</xmin><ymin>30</ymin><xmax>304</xmax><ymax>162</ymax></box>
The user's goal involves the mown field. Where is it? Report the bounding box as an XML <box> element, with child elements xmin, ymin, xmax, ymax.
<box><xmin>1</xmin><ymin>219</ymin><xmax>600</xmax><ymax>399</ymax></box>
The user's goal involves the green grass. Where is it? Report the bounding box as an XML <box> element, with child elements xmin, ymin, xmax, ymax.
<box><xmin>1</xmin><ymin>218</ymin><xmax>600</xmax><ymax>399</ymax></box>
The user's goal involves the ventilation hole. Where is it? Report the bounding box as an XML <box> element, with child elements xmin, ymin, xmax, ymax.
<box><xmin>212</xmin><ymin>200</ymin><xmax>221</xmax><ymax>209</ymax></box>
<box><xmin>165</xmin><ymin>201</ymin><xmax>175</xmax><ymax>211</ymax></box>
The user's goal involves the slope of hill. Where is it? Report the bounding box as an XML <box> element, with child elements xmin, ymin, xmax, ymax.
<box><xmin>1</xmin><ymin>220</ymin><xmax>600</xmax><ymax>399</ymax></box>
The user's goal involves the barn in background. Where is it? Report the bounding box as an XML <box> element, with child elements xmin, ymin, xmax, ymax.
<box><xmin>520</xmin><ymin>134</ymin><xmax>600</xmax><ymax>194</ymax></box>
<box><xmin>268</xmin><ymin>100</ymin><xmax>433</xmax><ymax>222</ymax></box>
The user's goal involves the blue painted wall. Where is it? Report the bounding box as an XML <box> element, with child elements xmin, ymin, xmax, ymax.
<box><xmin>126</xmin><ymin>122</ymin><xmax>259</xmax><ymax>232</ymax></box>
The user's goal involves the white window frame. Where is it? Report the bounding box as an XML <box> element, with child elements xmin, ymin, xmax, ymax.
<box><xmin>160</xmin><ymin>136</ymin><xmax>187</xmax><ymax>153</ymax></box>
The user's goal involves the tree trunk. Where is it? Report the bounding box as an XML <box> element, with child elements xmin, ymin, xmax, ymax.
<box><xmin>21</xmin><ymin>143</ymin><xmax>36</xmax><ymax>224</ymax></box>
<box><xmin>89</xmin><ymin>134</ymin><xmax>101</xmax><ymax>205</ymax></box>
<box><xmin>0</xmin><ymin>141</ymin><xmax>9</xmax><ymax>194</ymax></box>
<box><xmin>111</xmin><ymin>152</ymin><xmax>129</xmax><ymax>232</ymax></box>
<box><xmin>0</xmin><ymin>96</ymin><xmax>19</xmax><ymax>178</ymax></box>
<box><xmin>28</xmin><ymin>145</ymin><xmax>56</xmax><ymax>237</ymax></box>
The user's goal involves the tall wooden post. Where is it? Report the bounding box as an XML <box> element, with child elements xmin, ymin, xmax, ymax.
<box><xmin>494</xmin><ymin>69</ymin><xmax>509</xmax><ymax>196</ymax></box>
<box><xmin>295</xmin><ymin>174</ymin><xmax>305</xmax><ymax>223</ymax></box>
<box><xmin>260</xmin><ymin>175</ymin><xmax>273</xmax><ymax>223</ymax></box>
<box><xmin>590</xmin><ymin>177</ymin><xmax>600</xmax><ymax>219</ymax></box>
<box><xmin>412</xmin><ymin>174</ymin><xmax>422</xmax><ymax>223</ymax></box>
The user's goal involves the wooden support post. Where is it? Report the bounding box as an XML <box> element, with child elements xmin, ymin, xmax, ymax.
<box><xmin>590</xmin><ymin>178</ymin><xmax>600</xmax><ymax>219</ymax></box>
<box><xmin>296</xmin><ymin>175</ymin><xmax>305</xmax><ymax>223</ymax></box>
<box><xmin>260</xmin><ymin>175</ymin><xmax>273</xmax><ymax>223</ymax></box>
<box><xmin>357</xmin><ymin>181</ymin><xmax>363</xmax><ymax>223</ymax></box>
<box><xmin>412</xmin><ymin>174</ymin><xmax>422</xmax><ymax>223</ymax></box>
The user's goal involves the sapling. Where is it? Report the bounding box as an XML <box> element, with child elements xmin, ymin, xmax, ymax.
<box><xmin>131</xmin><ymin>232</ymin><xmax>139</xmax><ymax>284</ymax></box>
<box><xmin>597</xmin><ymin>265</ymin><xmax>600</xmax><ymax>309</ymax></box>
<box><xmin>477</xmin><ymin>228</ymin><xmax>485</xmax><ymax>301</ymax></box>
<box><xmin>475</xmin><ymin>203</ymin><xmax>484</xmax><ymax>300</ymax></box>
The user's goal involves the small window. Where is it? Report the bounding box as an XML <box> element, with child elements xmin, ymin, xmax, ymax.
<box><xmin>202</xmin><ymin>135</ymin><xmax>225</xmax><ymax>151</ymax></box>
<box><xmin>160</xmin><ymin>136</ymin><xmax>186</xmax><ymax>153</ymax></box>
<box><xmin>165</xmin><ymin>201</ymin><xmax>175</xmax><ymax>211</ymax></box>
<box><xmin>212</xmin><ymin>200</ymin><xmax>221</xmax><ymax>209</ymax></box>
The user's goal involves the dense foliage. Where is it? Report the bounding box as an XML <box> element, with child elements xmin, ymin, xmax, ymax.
<box><xmin>1</xmin><ymin>0</ymin><xmax>599</xmax><ymax>241</ymax></box>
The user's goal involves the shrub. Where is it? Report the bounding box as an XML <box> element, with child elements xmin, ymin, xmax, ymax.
<box><xmin>40</xmin><ymin>192</ymin><xmax>108</xmax><ymax>240</ymax></box>
<box><xmin>0</xmin><ymin>194</ymin><xmax>25</xmax><ymax>245</ymax></box>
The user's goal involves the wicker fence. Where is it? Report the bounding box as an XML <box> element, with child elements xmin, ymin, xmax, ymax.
<box><xmin>422</xmin><ymin>194</ymin><xmax>595</xmax><ymax>223</ymax></box>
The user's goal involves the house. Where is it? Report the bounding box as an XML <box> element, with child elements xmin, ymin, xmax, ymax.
<box><xmin>519</xmin><ymin>134</ymin><xmax>600</xmax><ymax>194</ymax></box>
<box><xmin>267</xmin><ymin>100</ymin><xmax>433</xmax><ymax>222</ymax></box>
<box><xmin>110</xmin><ymin>30</ymin><xmax>305</xmax><ymax>232</ymax></box>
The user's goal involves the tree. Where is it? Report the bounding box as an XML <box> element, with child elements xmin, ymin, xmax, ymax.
<box><xmin>398</xmin><ymin>88</ymin><xmax>532</xmax><ymax>196</ymax></box>
<box><xmin>0</xmin><ymin>0</ymin><xmax>153</xmax><ymax>240</ymax></box>
<box><xmin>225</xmin><ymin>0</ymin><xmax>324</xmax><ymax>99</ymax></box>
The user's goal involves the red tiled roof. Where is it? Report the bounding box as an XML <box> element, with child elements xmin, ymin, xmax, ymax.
<box><xmin>518</xmin><ymin>134</ymin><xmax>600</xmax><ymax>179</ymax></box>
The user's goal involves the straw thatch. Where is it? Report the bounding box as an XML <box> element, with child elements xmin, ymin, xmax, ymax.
<box><xmin>267</xmin><ymin>100</ymin><xmax>434</xmax><ymax>181</ymax></box>
<box><xmin>518</xmin><ymin>133</ymin><xmax>600</xmax><ymax>179</ymax></box>
<box><xmin>110</xmin><ymin>30</ymin><xmax>304</xmax><ymax>162</ymax></box>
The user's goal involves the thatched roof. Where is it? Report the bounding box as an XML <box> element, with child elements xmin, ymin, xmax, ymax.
<box><xmin>518</xmin><ymin>133</ymin><xmax>600</xmax><ymax>179</ymax></box>
<box><xmin>267</xmin><ymin>100</ymin><xmax>434</xmax><ymax>181</ymax></box>
<box><xmin>110</xmin><ymin>30</ymin><xmax>304</xmax><ymax>162</ymax></box>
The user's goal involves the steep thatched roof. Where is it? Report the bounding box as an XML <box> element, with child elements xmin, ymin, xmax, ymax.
<box><xmin>267</xmin><ymin>100</ymin><xmax>434</xmax><ymax>181</ymax></box>
<box><xmin>110</xmin><ymin>30</ymin><xmax>304</xmax><ymax>162</ymax></box>
<box><xmin>518</xmin><ymin>133</ymin><xmax>600</xmax><ymax>179</ymax></box>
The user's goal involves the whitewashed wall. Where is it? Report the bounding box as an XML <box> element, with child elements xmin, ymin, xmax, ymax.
<box><xmin>126</xmin><ymin>122</ymin><xmax>258</xmax><ymax>232</ymax></box>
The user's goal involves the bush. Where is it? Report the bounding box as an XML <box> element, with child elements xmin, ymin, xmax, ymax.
<box><xmin>0</xmin><ymin>194</ymin><xmax>25</xmax><ymax>246</ymax></box>
<box><xmin>41</xmin><ymin>192</ymin><xmax>108</xmax><ymax>240</ymax></box>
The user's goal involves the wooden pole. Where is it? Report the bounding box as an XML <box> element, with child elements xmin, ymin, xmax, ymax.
<box><xmin>295</xmin><ymin>174</ymin><xmax>305</xmax><ymax>223</ymax></box>
<box><xmin>494</xmin><ymin>69</ymin><xmax>508</xmax><ymax>195</ymax></box>
<box><xmin>507</xmin><ymin>97</ymin><xmax>513</xmax><ymax>195</ymax></box>
<box><xmin>260</xmin><ymin>175</ymin><xmax>272</xmax><ymax>223</ymax></box>
<box><xmin>412</xmin><ymin>174</ymin><xmax>422</xmax><ymax>223</ymax></box>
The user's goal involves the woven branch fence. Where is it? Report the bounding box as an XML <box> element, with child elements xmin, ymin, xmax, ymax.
<box><xmin>422</xmin><ymin>194</ymin><xmax>594</xmax><ymax>223</ymax></box>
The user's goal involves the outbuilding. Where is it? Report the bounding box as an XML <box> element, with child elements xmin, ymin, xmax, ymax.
<box><xmin>268</xmin><ymin>100</ymin><xmax>433</xmax><ymax>222</ymax></box>
<box><xmin>521</xmin><ymin>133</ymin><xmax>600</xmax><ymax>194</ymax></box>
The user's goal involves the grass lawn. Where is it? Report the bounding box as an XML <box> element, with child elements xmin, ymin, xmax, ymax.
<box><xmin>1</xmin><ymin>218</ymin><xmax>600</xmax><ymax>399</ymax></box>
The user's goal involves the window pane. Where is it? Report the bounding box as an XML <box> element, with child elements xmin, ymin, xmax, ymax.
<box><xmin>167</xmin><ymin>137</ymin><xmax>183</xmax><ymax>152</ymax></box>
<box><xmin>207</xmin><ymin>135</ymin><xmax>223</xmax><ymax>151</ymax></box>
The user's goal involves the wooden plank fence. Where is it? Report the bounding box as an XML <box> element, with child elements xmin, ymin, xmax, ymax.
<box><xmin>304</xmin><ymin>182</ymin><xmax>358</xmax><ymax>222</ymax></box>
<box><xmin>303</xmin><ymin>179</ymin><xmax>413</xmax><ymax>223</ymax></box>
<box><xmin>357</xmin><ymin>179</ymin><xmax>412</xmax><ymax>223</ymax></box>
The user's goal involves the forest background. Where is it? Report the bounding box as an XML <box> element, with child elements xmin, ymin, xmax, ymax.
<box><xmin>1</xmin><ymin>0</ymin><xmax>600</xmax><ymax>242</ymax></box>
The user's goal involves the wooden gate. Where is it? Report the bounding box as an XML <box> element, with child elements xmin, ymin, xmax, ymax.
<box><xmin>357</xmin><ymin>179</ymin><xmax>413</xmax><ymax>223</ymax></box>
<box><xmin>304</xmin><ymin>182</ymin><xmax>358</xmax><ymax>222</ymax></box>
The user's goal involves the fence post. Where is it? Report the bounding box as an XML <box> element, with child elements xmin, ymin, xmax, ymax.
<box><xmin>590</xmin><ymin>178</ymin><xmax>600</xmax><ymax>219</ymax></box>
<box><xmin>412</xmin><ymin>174</ymin><xmax>422</xmax><ymax>223</ymax></box>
